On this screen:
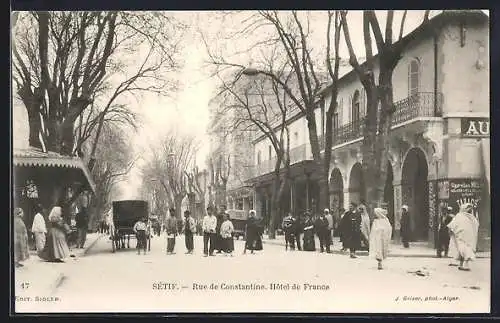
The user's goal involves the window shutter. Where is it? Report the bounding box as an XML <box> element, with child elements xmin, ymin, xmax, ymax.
<box><xmin>348</xmin><ymin>95</ymin><xmax>352</xmax><ymax>122</ymax></box>
<box><xmin>361</xmin><ymin>88</ymin><xmax>366</xmax><ymax>117</ymax></box>
<box><xmin>407</xmin><ymin>62</ymin><xmax>411</xmax><ymax>98</ymax></box>
<box><xmin>340</xmin><ymin>98</ymin><xmax>343</xmax><ymax>125</ymax></box>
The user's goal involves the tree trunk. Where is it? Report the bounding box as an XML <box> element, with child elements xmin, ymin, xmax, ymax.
<box><xmin>305</xmin><ymin>111</ymin><xmax>326</xmax><ymax>209</ymax></box>
<box><xmin>174</xmin><ymin>195</ymin><xmax>184</xmax><ymax>219</ymax></box>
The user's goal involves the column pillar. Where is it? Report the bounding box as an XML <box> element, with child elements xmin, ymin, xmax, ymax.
<box><xmin>290</xmin><ymin>179</ymin><xmax>295</xmax><ymax>215</ymax></box>
<box><xmin>343</xmin><ymin>188</ymin><xmax>350</xmax><ymax>210</ymax></box>
<box><xmin>393</xmin><ymin>180</ymin><xmax>403</xmax><ymax>241</ymax></box>
<box><xmin>305</xmin><ymin>174</ymin><xmax>310</xmax><ymax>211</ymax></box>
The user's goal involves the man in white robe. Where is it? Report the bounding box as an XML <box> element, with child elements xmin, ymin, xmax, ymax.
<box><xmin>447</xmin><ymin>202</ymin><xmax>479</xmax><ymax>271</ymax></box>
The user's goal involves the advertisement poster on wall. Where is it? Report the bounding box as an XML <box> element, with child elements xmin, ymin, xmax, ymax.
<box><xmin>447</xmin><ymin>178</ymin><xmax>484</xmax><ymax>219</ymax></box>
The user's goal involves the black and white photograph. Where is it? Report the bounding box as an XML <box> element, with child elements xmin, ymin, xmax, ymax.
<box><xmin>11</xmin><ymin>9</ymin><xmax>490</xmax><ymax>313</ymax></box>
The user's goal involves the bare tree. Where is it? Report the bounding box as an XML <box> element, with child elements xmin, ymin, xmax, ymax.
<box><xmin>12</xmin><ymin>11</ymin><xmax>183</xmax><ymax>159</ymax></box>
<box><xmin>202</xmin><ymin>11</ymin><xmax>342</xmax><ymax>212</ymax></box>
<box><xmin>340</xmin><ymin>10</ymin><xmax>430</xmax><ymax>213</ymax></box>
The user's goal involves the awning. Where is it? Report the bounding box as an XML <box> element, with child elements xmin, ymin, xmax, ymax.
<box><xmin>13</xmin><ymin>147</ymin><xmax>96</xmax><ymax>193</ymax></box>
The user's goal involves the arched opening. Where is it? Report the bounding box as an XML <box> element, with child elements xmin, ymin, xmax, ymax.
<box><xmin>348</xmin><ymin>162</ymin><xmax>365</xmax><ymax>206</ymax></box>
<box><xmin>401</xmin><ymin>147</ymin><xmax>429</xmax><ymax>241</ymax></box>
<box><xmin>383</xmin><ymin>162</ymin><xmax>395</xmax><ymax>233</ymax></box>
<box><xmin>329</xmin><ymin>167</ymin><xmax>344</xmax><ymax>217</ymax></box>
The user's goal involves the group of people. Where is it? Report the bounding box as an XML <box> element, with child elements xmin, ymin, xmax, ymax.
<box><xmin>132</xmin><ymin>206</ymin><xmax>265</xmax><ymax>257</ymax></box>
<box><xmin>14</xmin><ymin>200</ymin><xmax>91</xmax><ymax>268</ymax></box>
<box><xmin>279</xmin><ymin>201</ymin><xmax>481</xmax><ymax>271</ymax></box>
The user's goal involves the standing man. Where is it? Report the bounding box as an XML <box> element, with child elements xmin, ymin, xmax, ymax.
<box><xmin>202</xmin><ymin>206</ymin><xmax>217</xmax><ymax>257</ymax></box>
<box><xmin>344</xmin><ymin>202</ymin><xmax>362</xmax><ymax>258</ymax></box>
<box><xmin>314</xmin><ymin>210</ymin><xmax>331</xmax><ymax>253</ymax></box>
<box><xmin>400</xmin><ymin>205</ymin><xmax>411</xmax><ymax>248</ymax></box>
<box><xmin>165</xmin><ymin>208</ymin><xmax>178</xmax><ymax>255</ymax></box>
<box><xmin>324</xmin><ymin>209</ymin><xmax>334</xmax><ymax>248</ymax></box>
<box><xmin>215</xmin><ymin>205</ymin><xmax>226</xmax><ymax>254</ymax></box>
<box><xmin>31</xmin><ymin>204</ymin><xmax>47</xmax><ymax>253</ymax></box>
<box><xmin>293</xmin><ymin>213</ymin><xmax>303</xmax><ymax>251</ymax></box>
<box><xmin>183</xmin><ymin>210</ymin><xmax>196</xmax><ymax>254</ymax></box>
<box><xmin>75</xmin><ymin>196</ymin><xmax>89</xmax><ymax>249</ymax></box>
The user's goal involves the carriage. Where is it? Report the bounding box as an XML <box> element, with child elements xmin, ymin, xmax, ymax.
<box><xmin>111</xmin><ymin>200</ymin><xmax>151</xmax><ymax>252</ymax></box>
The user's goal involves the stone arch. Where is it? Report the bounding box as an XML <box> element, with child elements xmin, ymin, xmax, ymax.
<box><xmin>348</xmin><ymin>162</ymin><xmax>366</xmax><ymax>205</ymax></box>
<box><xmin>401</xmin><ymin>147</ymin><xmax>429</xmax><ymax>241</ymax></box>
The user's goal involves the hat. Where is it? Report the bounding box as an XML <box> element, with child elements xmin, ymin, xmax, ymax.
<box><xmin>323</xmin><ymin>208</ymin><xmax>329</xmax><ymax>213</ymax></box>
<box><xmin>402</xmin><ymin>205</ymin><xmax>409</xmax><ymax>211</ymax></box>
<box><xmin>446</xmin><ymin>206</ymin><xmax>453</xmax><ymax>211</ymax></box>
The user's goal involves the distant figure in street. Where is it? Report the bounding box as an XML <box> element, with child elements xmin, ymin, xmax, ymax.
<box><xmin>437</xmin><ymin>206</ymin><xmax>454</xmax><ymax>258</ymax></box>
<box><xmin>183</xmin><ymin>210</ymin><xmax>196</xmax><ymax>254</ymax></box>
<box><xmin>133</xmin><ymin>216</ymin><xmax>148</xmax><ymax>255</ymax></box>
<box><xmin>358</xmin><ymin>204</ymin><xmax>371</xmax><ymax>250</ymax></box>
<box><xmin>400</xmin><ymin>205</ymin><xmax>411</xmax><ymax>248</ymax></box>
<box><xmin>31</xmin><ymin>204</ymin><xmax>47</xmax><ymax>253</ymax></box>
<box><xmin>244</xmin><ymin>210</ymin><xmax>263</xmax><ymax>254</ymax></box>
<box><xmin>215</xmin><ymin>205</ymin><xmax>226</xmax><ymax>254</ymax></box>
<box><xmin>447</xmin><ymin>203</ymin><xmax>479</xmax><ymax>271</ymax></box>
<box><xmin>343</xmin><ymin>202</ymin><xmax>362</xmax><ymax>258</ymax></box>
<box><xmin>293</xmin><ymin>213</ymin><xmax>303</xmax><ymax>251</ymax></box>
<box><xmin>220</xmin><ymin>212</ymin><xmax>235</xmax><ymax>256</ymax></box>
<box><xmin>302</xmin><ymin>212</ymin><xmax>316</xmax><ymax>251</ymax></box>
<box><xmin>282</xmin><ymin>212</ymin><xmax>296</xmax><ymax>251</ymax></box>
<box><xmin>314</xmin><ymin>210</ymin><xmax>331</xmax><ymax>253</ymax></box>
<box><xmin>75</xmin><ymin>196</ymin><xmax>89</xmax><ymax>248</ymax></box>
<box><xmin>39</xmin><ymin>206</ymin><xmax>70</xmax><ymax>263</ymax></box>
<box><xmin>202</xmin><ymin>206</ymin><xmax>217</xmax><ymax>257</ymax></box>
<box><xmin>324</xmin><ymin>209</ymin><xmax>334</xmax><ymax>247</ymax></box>
<box><xmin>369</xmin><ymin>207</ymin><xmax>393</xmax><ymax>270</ymax></box>
<box><xmin>14</xmin><ymin>207</ymin><xmax>29</xmax><ymax>268</ymax></box>
<box><xmin>165</xmin><ymin>208</ymin><xmax>178</xmax><ymax>254</ymax></box>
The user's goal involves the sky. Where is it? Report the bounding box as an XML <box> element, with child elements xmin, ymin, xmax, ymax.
<box><xmin>12</xmin><ymin>10</ymin><xmax>489</xmax><ymax>200</ymax></box>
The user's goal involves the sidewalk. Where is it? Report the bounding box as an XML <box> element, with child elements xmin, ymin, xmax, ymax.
<box><xmin>14</xmin><ymin>233</ymin><xmax>102</xmax><ymax>294</ymax></box>
<box><xmin>261</xmin><ymin>235</ymin><xmax>491</xmax><ymax>259</ymax></box>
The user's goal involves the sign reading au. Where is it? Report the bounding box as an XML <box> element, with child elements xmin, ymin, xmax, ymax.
<box><xmin>461</xmin><ymin>118</ymin><xmax>490</xmax><ymax>137</ymax></box>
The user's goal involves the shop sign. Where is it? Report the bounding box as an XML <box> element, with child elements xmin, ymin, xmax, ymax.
<box><xmin>448</xmin><ymin>178</ymin><xmax>483</xmax><ymax>218</ymax></box>
<box><xmin>461</xmin><ymin>118</ymin><xmax>490</xmax><ymax>137</ymax></box>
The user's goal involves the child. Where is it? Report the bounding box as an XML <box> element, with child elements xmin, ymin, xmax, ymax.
<box><xmin>133</xmin><ymin>216</ymin><xmax>148</xmax><ymax>255</ymax></box>
<box><xmin>220</xmin><ymin>212</ymin><xmax>235</xmax><ymax>256</ymax></box>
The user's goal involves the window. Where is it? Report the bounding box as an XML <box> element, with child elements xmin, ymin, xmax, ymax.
<box><xmin>268</xmin><ymin>145</ymin><xmax>272</xmax><ymax>160</ymax></box>
<box><xmin>333</xmin><ymin>101</ymin><xmax>339</xmax><ymax>130</ymax></box>
<box><xmin>257</xmin><ymin>151</ymin><xmax>261</xmax><ymax>165</ymax></box>
<box><xmin>352</xmin><ymin>90</ymin><xmax>360</xmax><ymax>123</ymax></box>
<box><xmin>236</xmin><ymin>198</ymin><xmax>244</xmax><ymax>210</ymax></box>
<box><xmin>409</xmin><ymin>59</ymin><xmax>420</xmax><ymax>97</ymax></box>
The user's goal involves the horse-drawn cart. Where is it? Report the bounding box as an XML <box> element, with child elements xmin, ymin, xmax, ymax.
<box><xmin>111</xmin><ymin>200</ymin><xmax>151</xmax><ymax>253</ymax></box>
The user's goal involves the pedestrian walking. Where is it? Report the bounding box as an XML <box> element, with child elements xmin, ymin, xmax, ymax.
<box><xmin>293</xmin><ymin>213</ymin><xmax>303</xmax><ymax>251</ymax></box>
<box><xmin>314</xmin><ymin>210</ymin><xmax>331</xmax><ymax>253</ymax></box>
<box><xmin>133</xmin><ymin>216</ymin><xmax>148</xmax><ymax>255</ymax></box>
<box><xmin>369</xmin><ymin>207</ymin><xmax>393</xmax><ymax>270</ymax></box>
<box><xmin>302</xmin><ymin>212</ymin><xmax>316</xmax><ymax>251</ymax></box>
<box><xmin>282</xmin><ymin>212</ymin><xmax>296</xmax><ymax>251</ymax></box>
<box><xmin>343</xmin><ymin>202</ymin><xmax>362</xmax><ymax>258</ymax></box>
<box><xmin>202</xmin><ymin>206</ymin><xmax>217</xmax><ymax>257</ymax></box>
<box><xmin>243</xmin><ymin>210</ymin><xmax>263</xmax><ymax>254</ymax></box>
<box><xmin>14</xmin><ymin>207</ymin><xmax>30</xmax><ymax>268</ymax></box>
<box><xmin>39</xmin><ymin>206</ymin><xmax>70</xmax><ymax>263</ymax></box>
<box><xmin>437</xmin><ymin>206</ymin><xmax>454</xmax><ymax>258</ymax></box>
<box><xmin>31</xmin><ymin>204</ymin><xmax>47</xmax><ymax>253</ymax></box>
<box><xmin>75</xmin><ymin>196</ymin><xmax>89</xmax><ymax>248</ymax></box>
<box><xmin>165</xmin><ymin>208</ymin><xmax>178</xmax><ymax>254</ymax></box>
<box><xmin>220</xmin><ymin>212</ymin><xmax>235</xmax><ymax>256</ymax></box>
<box><xmin>324</xmin><ymin>209</ymin><xmax>334</xmax><ymax>247</ymax></box>
<box><xmin>400</xmin><ymin>205</ymin><xmax>411</xmax><ymax>248</ymax></box>
<box><xmin>447</xmin><ymin>202</ymin><xmax>479</xmax><ymax>271</ymax></box>
<box><xmin>358</xmin><ymin>204</ymin><xmax>371</xmax><ymax>251</ymax></box>
<box><xmin>183</xmin><ymin>210</ymin><xmax>196</xmax><ymax>254</ymax></box>
<box><xmin>336</xmin><ymin>207</ymin><xmax>347</xmax><ymax>251</ymax></box>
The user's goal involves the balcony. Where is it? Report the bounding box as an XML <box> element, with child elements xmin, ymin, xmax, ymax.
<box><xmin>328</xmin><ymin>92</ymin><xmax>443</xmax><ymax>147</ymax></box>
<box><xmin>250</xmin><ymin>143</ymin><xmax>309</xmax><ymax>178</ymax></box>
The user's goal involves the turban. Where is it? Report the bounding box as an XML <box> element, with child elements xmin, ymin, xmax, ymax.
<box><xmin>323</xmin><ymin>208</ymin><xmax>330</xmax><ymax>213</ymax></box>
<box><xmin>374</xmin><ymin>207</ymin><xmax>388</xmax><ymax>219</ymax></box>
<box><xmin>402</xmin><ymin>205</ymin><xmax>409</xmax><ymax>211</ymax></box>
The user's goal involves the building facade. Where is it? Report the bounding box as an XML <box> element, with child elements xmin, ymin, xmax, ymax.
<box><xmin>241</xmin><ymin>11</ymin><xmax>489</xmax><ymax>250</ymax></box>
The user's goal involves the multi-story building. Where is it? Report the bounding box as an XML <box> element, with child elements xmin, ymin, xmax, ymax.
<box><xmin>241</xmin><ymin>10</ymin><xmax>490</xmax><ymax>251</ymax></box>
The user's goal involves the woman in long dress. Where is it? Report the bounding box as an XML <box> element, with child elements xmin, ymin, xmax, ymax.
<box><xmin>302</xmin><ymin>212</ymin><xmax>316</xmax><ymax>251</ymax></box>
<box><xmin>39</xmin><ymin>206</ymin><xmax>70</xmax><ymax>263</ymax></box>
<box><xmin>14</xmin><ymin>207</ymin><xmax>30</xmax><ymax>268</ymax></box>
<box><xmin>447</xmin><ymin>203</ymin><xmax>479</xmax><ymax>271</ymax></box>
<box><xmin>220</xmin><ymin>212</ymin><xmax>235</xmax><ymax>256</ymax></box>
<box><xmin>358</xmin><ymin>204</ymin><xmax>371</xmax><ymax>250</ymax></box>
<box><xmin>369</xmin><ymin>208</ymin><xmax>393</xmax><ymax>270</ymax></box>
<box><xmin>244</xmin><ymin>210</ymin><xmax>263</xmax><ymax>254</ymax></box>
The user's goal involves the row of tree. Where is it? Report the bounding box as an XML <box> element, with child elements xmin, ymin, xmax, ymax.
<box><xmin>204</xmin><ymin>10</ymin><xmax>430</xmax><ymax>238</ymax></box>
<box><xmin>12</xmin><ymin>11</ymin><xmax>185</xmax><ymax>224</ymax></box>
